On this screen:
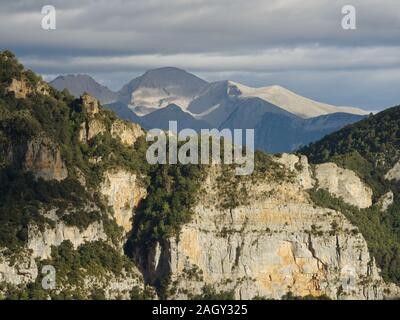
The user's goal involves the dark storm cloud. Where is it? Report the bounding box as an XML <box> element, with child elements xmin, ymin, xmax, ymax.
<box><xmin>0</xmin><ymin>0</ymin><xmax>400</xmax><ymax>109</ymax></box>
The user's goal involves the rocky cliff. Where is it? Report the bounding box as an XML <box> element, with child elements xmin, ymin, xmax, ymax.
<box><xmin>141</xmin><ymin>156</ymin><xmax>399</xmax><ymax>300</ymax></box>
<box><xmin>0</xmin><ymin>51</ymin><xmax>151</xmax><ymax>299</ymax></box>
<box><xmin>100</xmin><ymin>169</ymin><xmax>146</xmax><ymax>233</ymax></box>
<box><xmin>1</xmin><ymin>51</ymin><xmax>399</xmax><ymax>300</ymax></box>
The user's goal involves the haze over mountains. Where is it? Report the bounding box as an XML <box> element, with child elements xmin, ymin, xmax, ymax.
<box><xmin>50</xmin><ymin>67</ymin><xmax>368</xmax><ymax>153</ymax></box>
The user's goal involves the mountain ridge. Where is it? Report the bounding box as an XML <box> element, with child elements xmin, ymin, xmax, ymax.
<box><xmin>1</xmin><ymin>50</ymin><xmax>400</xmax><ymax>300</ymax></box>
<box><xmin>50</xmin><ymin>74</ymin><xmax>118</xmax><ymax>104</ymax></box>
<box><xmin>49</xmin><ymin>68</ymin><xmax>368</xmax><ymax>120</ymax></box>
<box><xmin>49</xmin><ymin>68</ymin><xmax>369</xmax><ymax>153</ymax></box>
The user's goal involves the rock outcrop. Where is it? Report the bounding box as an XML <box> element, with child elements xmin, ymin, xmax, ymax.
<box><xmin>23</xmin><ymin>135</ymin><xmax>68</xmax><ymax>181</ymax></box>
<box><xmin>78</xmin><ymin>94</ymin><xmax>106</xmax><ymax>142</ymax></box>
<box><xmin>144</xmin><ymin>160</ymin><xmax>398</xmax><ymax>300</ymax></box>
<box><xmin>378</xmin><ymin>191</ymin><xmax>394</xmax><ymax>212</ymax></box>
<box><xmin>275</xmin><ymin>153</ymin><xmax>314</xmax><ymax>189</ymax></box>
<box><xmin>79</xmin><ymin>118</ymin><xmax>106</xmax><ymax>142</ymax></box>
<box><xmin>314</xmin><ymin>163</ymin><xmax>372</xmax><ymax>208</ymax></box>
<box><xmin>111</xmin><ymin>119</ymin><xmax>144</xmax><ymax>146</ymax></box>
<box><xmin>385</xmin><ymin>161</ymin><xmax>400</xmax><ymax>181</ymax></box>
<box><xmin>81</xmin><ymin>93</ymin><xmax>100</xmax><ymax>117</ymax></box>
<box><xmin>27</xmin><ymin>219</ymin><xmax>107</xmax><ymax>260</ymax></box>
<box><xmin>6</xmin><ymin>78</ymin><xmax>50</xmax><ymax>99</ymax></box>
<box><xmin>2</xmin><ymin>52</ymin><xmax>399</xmax><ymax>300</ymax></box>
<box><xmin>78</xmin><ymin>93</ymin><xmax>144</xmax><ymax>145</ymax></box>
<box><xmin>0</xmin><ymin>250</ymin><xmax>38</xmax><ymax>286</ymax></box>
<box><xmin>100</xmin><ymin>169</ymin><xmax>146</xmax><ymax>233</ymax></box>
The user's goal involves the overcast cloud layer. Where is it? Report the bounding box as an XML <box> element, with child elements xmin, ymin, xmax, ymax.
<box><xmin>1</xmin><ymin>0</ymin><xmax>400</xmax><ymax>110</ymax></box>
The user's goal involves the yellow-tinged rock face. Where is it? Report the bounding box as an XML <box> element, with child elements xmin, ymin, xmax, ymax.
<box><xmin>82</xmin><ymin>93</ymin><xmax>100</xmax><ymax>117</ymax></box>
<box><xmin>23</xmin><ymin>135</ymin><xmax>68</xmax><ymax>181</ymax></box>
<box><xmin>111</xmin><ymin>120</ymin><xmax>144</xmax><ymax>146</ymax></box>
<box><xmin>314</xmin><ymin>162</ymin><xmax>373</xmax><ymax>209</ymax></box>
<box><xmin>100</xmin><ymin>169</ymin><xmax>147</xmax><ymax>233</ymax></box>
<box><xmin>148</xmin><ymin>156</ymin><xmax>398</xmax><ymax>300</ymax></box>
<box><xmin>6</xmin><ymin>78</ymin><xmax>50</xmax><ymax>99</ymax></box>
<box><xmin>6</xmin><ymin>78</ymin><xmax>30</xmax><ymax>98</ymax></box>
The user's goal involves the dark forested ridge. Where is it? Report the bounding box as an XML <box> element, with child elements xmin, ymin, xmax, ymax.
<box><xmin>300</xmin><ymin>106</ymin><xmax>400</xmax><ymax>169</ymax></box>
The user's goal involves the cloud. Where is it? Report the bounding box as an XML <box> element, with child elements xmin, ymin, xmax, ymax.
<box><xmin>0</xmin><ymin>0</ymin><xmax>400</xmax><ymax>109</ymax></box>
<box><xmin>20</xmin><ymin>46</ymin><xmax>400</xmax><ymax>73</ymax></box>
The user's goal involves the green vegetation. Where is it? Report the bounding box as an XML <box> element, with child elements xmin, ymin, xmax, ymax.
<box><xmin>128</xmin><ymin>162</ymin><xmax>207</xmax><ymax>248</ymax></box>
<box><xmin>300</xmin><ymin>106</ymin><xmax>400</xmax><ymax>169</ymax></box>
<box><xmin>45</xmin><ymin>239</ymin><xmax>137</xmax><ymax>299</ymax></box>
<box><xmin>80</xmin><ymin>132</ymin><xmax>150</xmax><ymax>188</ymax></box>
<box><xmin>216</xmin><ymin>150</ymin><xmax>292</xmax><ymax>210</ymax></box>
<box><xmin>7</xmin><ymin>50</ymin><xmax>400</xmax><ymax>298</ymax></box>
<box><xmin>300</xmin><ymin>106</ymin><xmax>400</xmax><ymax>199</ymax></box>
<box><xmin>0</xmin><ymin>51</ymin><xmax>23</xmax><ymax>84</ymax></box>
<box><xmin>46</xmin><ymin>240</ymin><xmax>132</xmax><ymax>280</ymax></box>
<box><xmin>0</xmin><ymin>165</ymin><xmax>126</xmax><ymax>249</ymax></box>
<box><xmin>0</xmin><ymin>168</ymin><xmax>90</xmax><ymax>249</ymax></box>
<box><xmin>0</xmin><ymin>51</ymin><xmax>151</xmax><ymax>249</ymax></box>
<box><xmin>192</xmin><ymin>285</ymin><xmax>235</xmax><ymax>300</ymax></box>
<box><xmin>281</xmin><ymin>291</ymin><xmax>331</xmax><ymax>300</ymax></box>
<box><xmin>0</xmin><ymin>240</ymin><xmax>140</xmax><ymax>300</ymax></box>
<box><xmin>130</xmin><ymin>285</ymin><xmax>155</xmax><ymax>300</ymax></box>
<box><xmin>0</xmin><ymin>49</ymin><xmax>149</xmax><ymax>186</ymax></box>
<box><xmin>61</xmin><ymin>210</ymin><xmax>102</xmax><ymax>230</ymax></box>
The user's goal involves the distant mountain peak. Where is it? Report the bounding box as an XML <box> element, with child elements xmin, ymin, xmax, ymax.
<box><xmin>142</xmin><ymin>66</ymin><xmax>193</xmax><ymax>75</ymax></box>
<box><xmin>50</xmin><ymin>74</ymin><xmax>117</xmax><ymax>104</ymax></box>
<box><xmin>118</xmin><ymin>67</ymin><xmax>208</xmax><ymax>114</ymax></box>
<box><xmin>47</xmin><ymin>66</ymin><xmax>369</xmax><ymax>153</ymax></box>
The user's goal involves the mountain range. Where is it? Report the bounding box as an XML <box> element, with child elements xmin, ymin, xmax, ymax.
<box><xmin>2</xmin><ymin>51</ymin><xmax>400</xmax><ymax>300</ymax></box>
<box><xmin>50</xmin><ymin>67</ymin><xmax>369</xmax><ymax>153</ymax></box>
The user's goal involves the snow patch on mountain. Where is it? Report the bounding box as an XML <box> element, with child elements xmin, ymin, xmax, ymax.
<box><xmin>227</xmin><ymin>81</ymin><xmax>368</xmax><ymax>119</ymax></box>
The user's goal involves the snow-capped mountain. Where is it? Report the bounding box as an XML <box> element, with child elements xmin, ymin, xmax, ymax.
<box><xmin>50</xmin><ymin>74</ymin><xmax>118</xmax><ymax>104</ymax></box>
<box><xmin>217</xmin><ymin>81</ymin><xmax>367</xmax><ymax>119</ymax></box>
<box><xmin>48</xmin><ymin>68</ymin><xmax>369</xmax><ymax>153</ymax></box>
<box><xmin>118</xmin><ymin>67</ymin><xmax>208</xmax><ymax>116</ymax></box>
<box><xmin>189</xmin><ymin>80</ymin><xmax>367</xmax><ymax>128</ymax></box>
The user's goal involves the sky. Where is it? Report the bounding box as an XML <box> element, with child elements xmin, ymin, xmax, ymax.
<box><xmin>1</xmin><ymin>0</ymin><xmax>400</xmax><ymax>111</ymax></box>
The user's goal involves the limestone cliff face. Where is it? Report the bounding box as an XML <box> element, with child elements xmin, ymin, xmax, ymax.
<box><xmin>0</xmin><ymin>212</ymin><xmax>107</xmax><ymax>286</ymax></box>
<box><xmin>100</xmin><ymin>169</ymin><xmax>146</xmax><ymax>233</ymax></box>
<box><xmin>78</xmin><ymin>94</ymin><xmax>144</xmax><ymax>145</ymax></box>
<box><xmin>0</xmin><ymin>250</ymin><xmax>38</xmax><ymax>286</ymax></box>
<box><xmin>23</xmin><ymin>135</ymin><xmax>68</xmax><ymax>181</ymax></box>
<box><xmin>79</xmin><ymin>119</ymin><xmax>106</xmax><ymax>142</ymax></box>
<box><xmin>378</xmin><ymin>191</ymin><xmax>394</xmax><ymax>212</ymax></box>
<box><xmin>275</xmin><ymin>153</ymin><xmax>314</xmax><ymax>189</ymax></box>
<box><xmin>0</xmin><ymin>209</ymin><xmax>145</xmax><ymax>298</ymax></box>
<box><xmin>385</xmin><ymin>161</ymin><xmax>400</xmax><ymax>181</ymax></box>
<box><xmin>6</xmin><ymin>78</ymin><xmax>50</xmax><ymax>99</ymax></box>
<box><xmin>78</xmin><ymin>94</ymin><xmax>106</xmax><ymax>142</ymax></box>
<box><xmin>145</xmin><ymin>156</ymin><xmax>398</xmax><ymax>300</ymax></box>
<box><xmin>314</xmin><ymin>163</ymin><xmax>372</xmax><ymax>209</ymax></box>
<box><xmin>27</xmin><ymin>219</ymin><xmax>107</xmax><ymax>260</ymax></box>
<box><xmin>6</xmin><ymin>133</ymin><xmax>68</xmax><ymax>181</ymax></box>
<box><xmin>111</xmin><ymin>119</ymin><xmax>144</xmax><ymax>146</ymax></box>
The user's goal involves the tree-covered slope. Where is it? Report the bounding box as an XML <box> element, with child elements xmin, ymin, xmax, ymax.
<box><xmin>0</xmin><ymin>50</ymin><xmax>154</xmax><ymax>299</ymax></box>
<box><xmin>0</xmin><ymin>51</ymin><xmax>214</xmax><ymax>299</ymax></box>
<box><xmin>300</xmin><ymin>106</ymin><xmax>400</xmax><ymax>170</ymax></box>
